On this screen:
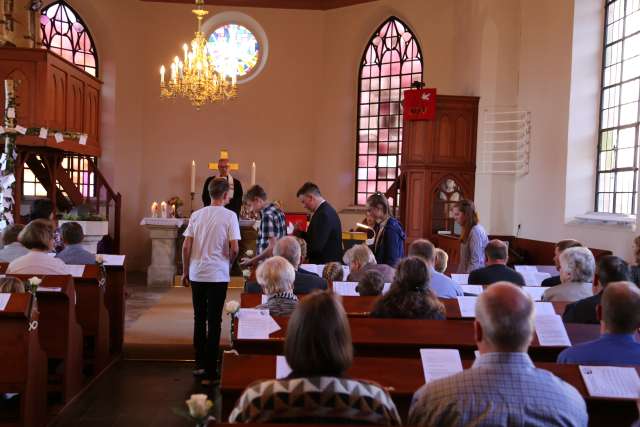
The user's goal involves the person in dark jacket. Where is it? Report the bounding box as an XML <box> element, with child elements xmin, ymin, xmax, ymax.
<box><xmin>367</xmin><ymin>193</ymin><xmax>405</xmax><ymax>267</ymax></box>
<box><xmin>468</xmin><ymin>239</ymin><xmax>525</xmax><ymax>286</ymax></box>
<box><xmin>296</xmin><ymin>182</ymin><xmax>343</xmax><ymax>264</ymax></box>
<box><xmin>244</xmin><ymin>236</ymin><xmax>328</xmax><ymax>294</ymax></box>
<box><xmin>563</xmin><ymin>255</ymin><xmax>630</xmax><ymax>324</ymax></box>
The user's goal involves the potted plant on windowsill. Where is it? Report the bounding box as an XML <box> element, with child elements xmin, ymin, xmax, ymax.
<box><xmin>58</xmin><ymin>204</ymin><xmax>108</xmax><ymax>254</ymax></box>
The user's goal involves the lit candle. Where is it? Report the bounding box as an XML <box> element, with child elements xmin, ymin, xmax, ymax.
<box><xmin>160</xmin><ymin>65</ymin><xmax>165</xmax><ymax>85</ymax></box>
<box><xmin>183</xmin><ymin>43</ymin><xmax>188</xmax><ymax>63</ymax></box>
<box><xmin>251</xmin><ymin>161</ymin><xmax>256</xmax><ymax>186</ymax></box>
<box><xmin>151</xmin><ymin>201</ymin><xmax>159</xmax><ymax>218</ymax></box>
<box><xmin>171</xmin><ymin>204</ymin><xmax>176</xmax><ymax>218</ymax></box>
<box><xmin>190</xmin><ymin>160</ymin><xmax>196</xmax><ymax>193</ymax></box>
<box><xmin>161</xmin><ymin>201</ymin><xmax>168</xmax><ymax>218</ymax></box>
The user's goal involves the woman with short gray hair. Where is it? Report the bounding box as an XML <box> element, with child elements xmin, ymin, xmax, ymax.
<box><xmin>542</xmin><ymin>247</ymin><xmax>594</xmax><ymax>302</ymax></box>
<box><xmin>254</xmin><ymin>256</ymin><xmax>298</xmax><ymax>316</ymax></box>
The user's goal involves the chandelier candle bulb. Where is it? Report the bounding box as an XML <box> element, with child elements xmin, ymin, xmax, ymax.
<box><xmin>160</xmin><ymin>65</ymin><xmax>165</xmax><ymax>85</ymax></box>
<box><xmin>251</xmin><ymin>161</ymin><xmax>256</xmax><ymax>186</ymax></box>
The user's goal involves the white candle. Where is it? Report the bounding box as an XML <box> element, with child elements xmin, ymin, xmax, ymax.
<box><xmin>251</xmin><ymin>161</ymin><xmax>256</xmax><ymax>186</ymax></box>
<box><xmin>161</xmin><ymin>201</ymin><xmax>168</xmax><ymax>218</ymax></box>
<box><xmin>171</xmin><ymin>204</ymin><xmax>176</xmax><ymax>218</ymax></box>
<box><xmin>160</xmin><ymin>66</ymin><xmax>165</xmax><ymax>85</ymax></box>
<box><xmin>190</xmin><ymin>160</ymin><xmax>196</xmax><ymax>193</ymax></box>
<box><xmin>151</xmin><ymin>201</ymin><xmax>159</xmax><ymax>217</ymax></box>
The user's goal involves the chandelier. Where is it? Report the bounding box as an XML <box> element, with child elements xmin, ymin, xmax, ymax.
<box><xmin>159</xmin><ymin>0</ymin><xmax>237</xmax><ymax>109</ymax></box>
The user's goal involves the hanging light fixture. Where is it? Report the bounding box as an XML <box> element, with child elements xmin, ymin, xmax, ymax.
<box><xmin>159</xmin><ymin>0</ymin><xmax>237</xmax><ymax>109</ymax></box>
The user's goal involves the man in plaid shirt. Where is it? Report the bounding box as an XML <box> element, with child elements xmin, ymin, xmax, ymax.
<box><xmin>241</xmin><ymin>185</ymin><xmax>287</xmax><ymax>267</ymax></box>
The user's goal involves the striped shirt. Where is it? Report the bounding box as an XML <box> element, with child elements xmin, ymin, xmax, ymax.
<box><xmin>408</xmin><ymin>352</ymin><xmax>588</xmax><ymax>427</ymax></box>
<box><xmin>457</xmin><ymin>224</ymin><xmax>489</xmax><ymax>274</ymax></box>
<box><xmin>257</xmin><ymin>203</ymin><xmax>287</xmax><ymax>254</ymax></box>
<box><xmin>255</xmin><ymin>291</ymin><xmax>298</xmax><ymax>316</ymax></box>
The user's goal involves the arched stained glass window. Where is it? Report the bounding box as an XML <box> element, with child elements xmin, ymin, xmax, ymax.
<box><xmin>355</xmin><ymin>17</ymin><xmax>422</xmax><ymax>206</ymax></box>
<box><xmin>40</xmin><ymin>1</ymin><xmax>98</xmax><ymax>77</ymax></box>
<box><xmin>207</xmin><ymin>24</ymin><xmax>260</xmax><ymax>78</ymax></box>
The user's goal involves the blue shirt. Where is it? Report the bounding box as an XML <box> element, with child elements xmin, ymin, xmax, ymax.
<box><xmin>55</xmin><ymin>244</ymin><xmax>96</xmax><ymax>265</ymax></box>
<box><xmin>429</xmin><ymin>267</ymin><xmax>464</xmax><ymax>298</ymax></box>
<box><xmin>558</xmin><ymin>333</ymin><xmax>640</xmax><ymax>366</ymax></box>
<box><xmin>409</xmin><ymin>352</ymin><xmax>587</xmax><ymax>427</ymax></box>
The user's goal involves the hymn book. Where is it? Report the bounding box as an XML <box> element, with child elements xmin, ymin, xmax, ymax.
<box><xmin>420</xmin><ymin>349</ymin><xmax>463</xmax><ymax>383</ymax></box>
<box><xmin>534</xmin><ymin>315</ymin><xmax>571</xmax><ymax>346</ymax></box>
<box><xmin>236</xmin><ymin>308</ymin><xmax>281</xmax><ymax>339</ymax></box>
<box><xmin>579</xmin><ymin>366</ymin><xmax>640</xmax><ymax>399</ymax></box>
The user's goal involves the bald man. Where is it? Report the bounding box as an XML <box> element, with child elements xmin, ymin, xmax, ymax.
<box><xmin>558</xmin><ymin>281</ymin><xmax>640</xmax><ymax>365</ymax></box>
<box><xmin>409</xmin><ymin>282</ymin><xmax>587</xmax><ymax>427</ymax></box>
<box><xmin>202</xmin><ymin>157</ymin><xmax>243</xmax><ymax>216</ymax></box>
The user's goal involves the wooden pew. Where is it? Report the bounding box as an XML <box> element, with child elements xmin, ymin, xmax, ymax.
<box><xmin>1</xmin><ymin>262</ymin><xmax>111</xmax><ymax>374</ymax></box>
<box><xmin>7</xmin><ymin>275</ymin><xmax>84</xmax><ymax>403</ymax></box>
<box><xmin>102</xmin><ymin>259</ymin><xmax>126</xmax><ymax>354</ymax></box>
<box><xmin>73</xmin><ymin>265</ymin><xmax>110</xmax><ymax>373</ymax></box>
<box><xmin>239</xmin><ymin>293</ymin><xmax>570</xmax><ymax>318</ymax></box>
<box><xmin>219</xmin><ymin>354</ymin><xmax>638</xmax><ymax>427</ymax></box>
<box><xmin>232</xmin><ymin>317</ymin><xmax>600</xmax><ymax>361</ymax></box>
<box><xmin>0</xmin><ymin>292</ymin><xmax>47</xmax><ymax>427</ymax></box>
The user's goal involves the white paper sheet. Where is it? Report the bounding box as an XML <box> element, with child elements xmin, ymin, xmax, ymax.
<box><xmin>515</xmin><ymin>265</ymin><xmax>538</xmax><ymax>274</ymax></box>
<box><xmin>38</xmin><ymin>128</ymin><xmax>48</xmax><ymax>139</ymax></box>
<box><xmin>0</xmin><ymin>293</ymin><xmax>10</xmax><ymax>310</ymax></box>
<box><xmin>460</xmin><ymin>285</ymin><xmax>483</xmax><ymax>295</ymax></box>
<box><xmin>535</xmin><ymin>315</ymin><xmax>571</xmax><ymax>346</ymax></box>
<box><xmin>521</xmin><ymin>271</ymin><xmax>551</xmax><ymax>287</ymax></box>
<box><xmin>300</xmin><ymin>264</ymin><xmax>321</xmax><ymax>275</ymax></box>
<box><xmin>65</xmin><ymin>265</ymin><xmax>85</xmax><ymax>278</ymax></box>
<box><xmin>474</xmin><ymin>350</ymin><xmax>480</xmax><ymax>359</ymax></box>
<box><xmin>457</xmin><ymin>296</ymin><xmax>477</xmax><ymax>317</ymax></box>
<box><xmin>579</xmin><ymin>366</ymin><xmax>640</xmax><ymax>399</ymax></box>
<box><xmin>237</xmin><ymin>308</ymin><xmax>281</xmax><ymax>339</ymax></box>
<box><xmin>333</xmin><ymin>281</ymin><xmax>358</xmax><ymax>296</ymax></box>
<box><xmin>534</xmin><ymin>302</ymin><xmax>556</xmax><ymax>316</ymax></box>
<box><xmin>451</xmin><ymin>274</ymin><xmax>469</xmax><ymax>285</ymax></box>
<box><xmin>522</xmin><ymin>286</ymin><xmax>547</xmax><ymax>301</ymax></box>
<box><xmin>38</xmin><ymin>287</ymin><xmax>62</xmax><ymax>293</ymax></box>
<box><xmin>420</xmin><ymin>349</ymin><xmax>464</xmax><ymax>383</ymax></box>
<box><xmin>98</xmin><ymin>254</ymin><xmax>126</xmax><ymax>266</ymax></box>
<box><xmin>276</xmin><ymin>355</ymin><xmax>292</xmax><ymax>379</ymax></box>
<box><xmin>382</xmin><ymin>283</ymin><xmax>391</xmax><ymax>293</ymax></box>
<box><xmin>261</xmin><ymin>294</ymin><xmax>268</xmax><ymax>304</ymax></box>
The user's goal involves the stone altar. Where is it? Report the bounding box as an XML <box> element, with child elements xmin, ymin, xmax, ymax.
<box><xmin>140</xmin><ymin>217</ymin><xmax>187</xmax><ymax>287</ymax></box>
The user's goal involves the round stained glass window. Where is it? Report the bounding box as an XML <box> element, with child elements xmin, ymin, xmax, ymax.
<box><xmin>207</xmin><ymin>24</ymin><xmax>260</xmax><ymax>79</ymax></box>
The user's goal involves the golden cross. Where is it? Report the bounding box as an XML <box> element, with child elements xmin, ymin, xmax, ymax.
<box><xmin>208</xmin><ymin>149</ymin><xmax>239</xmax><ymax>171</ymax></box>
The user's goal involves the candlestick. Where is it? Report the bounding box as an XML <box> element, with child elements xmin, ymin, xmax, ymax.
<box><xmin>190</xmin><ymin>160</ymin><xmax>196</xmax><ymax>193</ymax></box>
<box><xmin>251</xmin><ymin>161</ymin><xmax>256</xmax><ymax>186</ymax></box>
<box><xmin>161</xmin><ymin>201</ymin><xmax>168</xmax><ymax>218</ymax></box>
<box><xmin>151</xmin><ymin>201</ymin><xmax>159</xmax><ymax>218</ymax></box>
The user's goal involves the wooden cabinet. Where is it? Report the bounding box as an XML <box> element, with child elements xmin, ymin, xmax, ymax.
<box><xmin>0</xmin><ymin>47</ymin><xmax>102</xmax><ymax>156</ymax></box>
<box><xmin>398</xmin><ymin>95</ymin><xmax>479</xmax><ymax>245</ymax></box>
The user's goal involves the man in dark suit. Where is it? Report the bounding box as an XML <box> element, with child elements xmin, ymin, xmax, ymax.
<box><xmin>563</xmin><ymin>255</ymin><xmax>630</xmax><ymax>324</ymax></box>
<box><xmin>469</xmin><ymin>239</ymin><xmax>525</xmax><ymax>286</ymax></box>
<box><xmin>201</xmin><ymin>155</ymin><xmax>243</xmax><ymax>217</ymax></box>
<box><xmin>541</xmin><ymin>239</ymin><xmax>583</xmax><ymax>287</ymax></box>
<box><xmin>295</xmin><ymin>182</ymin><xmax>343</xmax><ymax>264</ymax></box>
<box><xmin>244</xmin><ymin>236</ymin><xmax>328</xmax><ymax>294</ymax></box>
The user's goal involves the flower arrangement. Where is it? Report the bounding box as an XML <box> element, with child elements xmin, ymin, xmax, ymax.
<box><xmin>173</xmin><ymin>393</ymin><xmax>214</xmax><ymax>426</ymax></box>
<box><xmin>167</xmin><ymin>196</ymin><xmax>184</xmax><ymax>209</ymax></box>
<box><xmin>95</xmin><ymin>254</ymin><xmax>104</xmax><ymax>265</ymax></box>
<box><xmin>95</xmin><ymin>254</ymin><xmax>107</xmax><ymax>287</ymax></box>
<box><xmin>28</xmin><ymin>276</ymin><xmax>41</xmax><ymax>294</ymax></box>
<box><xmin>225</xmin><ymin>300</ymin><xmax>240</xmax><ymax>342</ymax></box>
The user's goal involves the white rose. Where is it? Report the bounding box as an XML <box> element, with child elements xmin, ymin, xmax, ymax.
<box><xmin>28</xmin><ymin>277</ymin><xmax>42</xmax><ymax>286</ymax></box>
<box><xmin>185</xmin><ymin>394</ymin><xmax>212</xmax><ymax>418</ymax></box>
<box><xmin>242</xmin><ymin>269</ymin><xmax>251</xmax><ymax>278</ymax></box>
<box><xmin>95</xmin><ymin>254</ymin><xmax>105</xmax><ymax>264</ymax></box>
<box><xmin>245</xmin><ymin>250</ymin><xmax>254</xmax><ymax>257</ymax></box>
<box><xmin>225</xmin><ymin>300</ymin><xmax>240</xmax><ymax>314</ymax></box>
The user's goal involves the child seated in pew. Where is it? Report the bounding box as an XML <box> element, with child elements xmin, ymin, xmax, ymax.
<box><xmin>229</xmin><ymin>291</ymin><xmax>401</xmax><ymax>425</ymax></box>
<box><xmin>322</xmin><ymin>262</ymin><xmax>344</xmax><ymax>283</ymax></box>
<box><xmin>356</xmin><ymin>270</ymin><xmax>384</xmax><ymax>296</ymax></box>
<box><xmin>370</xmin><ymin>256</ymin><xmax>445</xmax><ymax>320</ymax></box>
<box><xmin>0</xmin><ymin>277</ymin><xmax>25</xmax><ymax>293</ymax></box>
<box><xmin>55</xmin><ymin>222</ymin><xmax>96</xmax><ymax>265</ymax></box>
<box><xmin>434</xmin><ymin>248</ymin><xmax>449</xmax><ymax>274</ymax></box>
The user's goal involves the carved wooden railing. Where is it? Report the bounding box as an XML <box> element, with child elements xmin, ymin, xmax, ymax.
<box><xmin>87</xmin><ymin>159</ymin><xmax>121</xmax><ymax>253</ymax></box>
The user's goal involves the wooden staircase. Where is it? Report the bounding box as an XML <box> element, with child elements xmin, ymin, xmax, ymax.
<box><xmin>14</xmin><ymin>147</ymin><xmax>121</xmax><ymax>253</ymax></box>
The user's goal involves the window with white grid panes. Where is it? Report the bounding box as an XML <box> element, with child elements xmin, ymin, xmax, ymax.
<box><xmin>597</xmin><ymin>0</ymin><xmax>640</xmax><ymax>214</ymax></box>
<box><xmin>355</xmin><ymin>17</ymin><xmax>422</xmax><ymax>206</ymax></box>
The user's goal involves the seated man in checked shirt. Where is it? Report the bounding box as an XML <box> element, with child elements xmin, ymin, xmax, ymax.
<box><xmin>408</xmin><ymin>282</ymin><xmax>588</xmax><ymax>427</ymax></box>
<box><xmin>240</xmin><ymin>185</ymin><xmax>287</xmax><ymax>267</ymax></box>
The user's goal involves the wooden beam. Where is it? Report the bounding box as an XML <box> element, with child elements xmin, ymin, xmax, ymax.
<box><xmin>24</xmin><ymin>156</ymin><xmax>72</xmax><ymax>212</ymax></box>
<box><xmin>138</xmin><ymin>0</ymin><xmax>376</xmax><ymax>10</ymax></box>
<box><xmin>55</xmin><ymin>162</ymin><xmax>85</xmax><ymax>207</ymax></box>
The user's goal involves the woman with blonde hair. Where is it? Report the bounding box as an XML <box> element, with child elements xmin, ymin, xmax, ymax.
<box><xmin>322</xmin><ymin>262</ymin><xmax>344</xmax><ymax>283</ymax></box>
<box><xmin>453</xmin><ymin>200</ymin><xmax>489</xmax><ymax>274</ymax></box>
<box><xmin>230</xmin><ymin>292</ymin><xmax>401</xmax><ymax>425</ymax></box>
<box><xmin>254</xmin><ymin>256</ymin><xmax>298</xmax><ymax>316</ymax></box>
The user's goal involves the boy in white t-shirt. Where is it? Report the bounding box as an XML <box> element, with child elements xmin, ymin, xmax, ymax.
<box><xmin>182</xmin><ymin>178</ymin><xmax>240</xmax><ymax>381</ymax></box>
